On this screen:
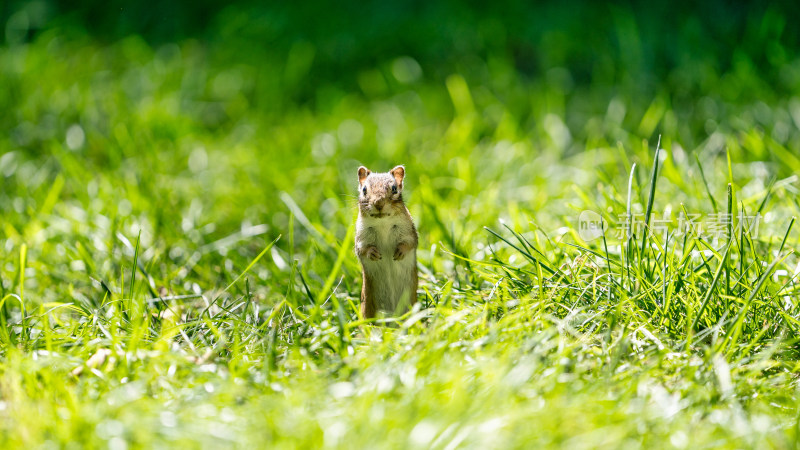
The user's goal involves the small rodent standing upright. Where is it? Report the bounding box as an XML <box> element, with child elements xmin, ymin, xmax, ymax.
<box><xmin>355</xmin><ymin>165</ymin><xmax>418</xmax><ymax>318</ymax></box>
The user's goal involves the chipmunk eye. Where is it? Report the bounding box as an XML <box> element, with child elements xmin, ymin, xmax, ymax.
<box><xmin>391</xmin><ymin>185</ymin><xmax>397</xmax><ymax>194</ymax></box>
<box><xmin>362</xmin><ymin>186</ymin><xmax>367</xmax><ymax>195</ymax></box>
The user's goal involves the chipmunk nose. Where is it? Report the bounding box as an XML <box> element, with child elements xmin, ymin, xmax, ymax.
<box><xmin>374</xmin><ymin>199</ymin><xmax>386</xmax><ymax>210</ymax></box>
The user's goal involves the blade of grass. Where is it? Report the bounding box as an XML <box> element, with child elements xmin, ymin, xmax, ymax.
<box><xmin>315</xmin><ymin>220</ymin><xmax>356</xmax><ymax>305</ymax></box>
<box><xmin>695</xmin><ymin>153</ymin><xmax>719</xmax><ymax>213</ymax></box>
<box><xmin>484</xmin><ymin>226</ymin><xmax>557</xmax><ymax>275</ymax></box>
<box><xmin>690</xmin><ymin>242</ymin><xmax>732</xmax><ymax>331</ymax></box>
<box><xmin>640</xmin><ymin>135</ymin><xmax>662</xmax><ymax>261</ymax></box>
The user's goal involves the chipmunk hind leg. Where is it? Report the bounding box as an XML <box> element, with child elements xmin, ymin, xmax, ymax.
<box><xmin>360</xmin><ymin>271</ymin><xmax>376</xmax><ymax>319</ymax></box>
<box><xmin>396</xmin><ymin>256</ymin><xmax>419</xmax><ymax>315</ymax></box>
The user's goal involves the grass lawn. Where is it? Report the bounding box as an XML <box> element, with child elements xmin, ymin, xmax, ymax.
<box><xmin>2</xmin><ymin>2</ymin><xmax>800</xmax><ymax>448</ymax></box>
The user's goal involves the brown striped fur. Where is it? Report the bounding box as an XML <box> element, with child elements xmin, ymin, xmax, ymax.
<box><xmin>355</xmin><ymin>165</ymin><xmax>418</xmax><ymax>318</ymax></box>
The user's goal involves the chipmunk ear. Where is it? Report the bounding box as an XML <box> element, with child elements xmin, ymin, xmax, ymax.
<box><xmin>358</xmin><ymin>166</ymin><xmax>371</xmax><ymax>185</ymax></box>
<box><xmin>390</xmin><ymin>165</ymin><xmax>405</xmax><ymax>186</ymax></box>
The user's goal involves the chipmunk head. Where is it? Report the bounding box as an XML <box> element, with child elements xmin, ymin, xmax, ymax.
<box><xmin>358</xmin><ymin>165</ymin><xmax>406</xmax><ymax>218</ymax></box>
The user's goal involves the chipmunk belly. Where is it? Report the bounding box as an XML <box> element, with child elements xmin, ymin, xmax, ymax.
<box><xmin>362</xmin><ymin>215</ymin><xmax>416</xmax><ymax>314</ymax></box>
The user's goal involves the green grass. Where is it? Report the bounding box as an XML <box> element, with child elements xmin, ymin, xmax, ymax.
<box><xmin>4</xmin><ymin>15</ymin><xmax>800</xmax><ymax>449</ymax></box>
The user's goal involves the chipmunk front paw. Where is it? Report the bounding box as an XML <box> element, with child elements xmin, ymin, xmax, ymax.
<box><xmin>394</xmin><ymin>243</ymin><xmax>412</xmax><ymax>260</ymax></box>
<box><xmin>366</xmin><ymin>246</ymin><xmax>382</xmax><ymax>260</ymax></box>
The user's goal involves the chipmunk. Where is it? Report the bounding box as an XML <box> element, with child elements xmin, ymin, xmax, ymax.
<box><xmin>355</xmin><ymin>165</ymin><xmax>418</xmax><ymax>318</ymax></box>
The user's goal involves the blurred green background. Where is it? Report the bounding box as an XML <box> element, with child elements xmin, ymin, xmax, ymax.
<box><xmin>4</xmin><ymin>0</ymin><xmax>800</xmax><ymax>250</ymax></box>
<box><xmin>5</xmin><ymin>0</ymin><xmax>800</xmax><ymax>149</ymax></box>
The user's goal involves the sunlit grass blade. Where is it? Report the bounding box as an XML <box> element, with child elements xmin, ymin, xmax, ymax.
<box><xmin>640</xmin><ymin>135</ymin><xmax>662</xmax><ymax>262</ymax></box>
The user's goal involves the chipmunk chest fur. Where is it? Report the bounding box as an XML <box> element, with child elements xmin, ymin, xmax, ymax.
<box><xmin>360</xmin><ymin>213</ymin><xmax>410</xmax><ymax>255</ymax></box>
<box><xmin>358</xmin><ymin>213</ymin><xmax>416</xmax><ymax>313</ymax></box>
